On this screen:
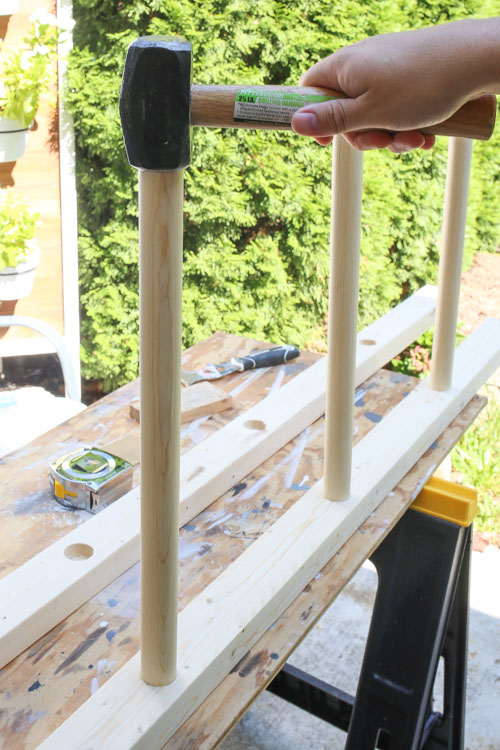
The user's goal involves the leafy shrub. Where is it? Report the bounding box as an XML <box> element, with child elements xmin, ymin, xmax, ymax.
<box><xmin>390</xmin><ymin>325</ymin><xmax>466</xmax><ymax>379</ymax></box>
<box><xmin>65</xmin><ymin>0</ymin><xmax>500</xmax><ymax>391</ymax></box>
<box><xmin>0</xmin><ymin>189</ymin><xmax>39</xmax><ymax>271</ymax></box>
<box><xmin>0</xmin><ymin>10</ymin><xmax>64</xmax><ymax>128</ymax></box>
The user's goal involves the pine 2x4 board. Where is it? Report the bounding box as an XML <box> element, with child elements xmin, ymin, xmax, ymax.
<box><xmin>38</xmin><ymin>318</ymin><xmax>500</xmax><ymax>749</ymax></box>
<box><xmin>1</xmin><ymin>286</ymin><xmax>437</xmax><ymax>670</ymax></box>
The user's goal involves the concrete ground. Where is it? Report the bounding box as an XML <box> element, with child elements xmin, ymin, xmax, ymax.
<box><xmin>221</xmin><ymin>544</ymin><xmax>500</xmax><ymax>750</ymax></box>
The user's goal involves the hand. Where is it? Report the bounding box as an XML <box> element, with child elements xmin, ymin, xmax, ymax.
<box><xmin>291</xmin><ymin>19</ymin><xmax>500</xmax><ymax>152</ymax></box>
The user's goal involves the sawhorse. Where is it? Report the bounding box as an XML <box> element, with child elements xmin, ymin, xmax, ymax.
<box><xmin>267</xmin><ymin>477</ymin><xmax>476</xmax><ymax>750</ymax></box>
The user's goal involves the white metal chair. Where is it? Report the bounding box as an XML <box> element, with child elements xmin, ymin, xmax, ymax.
<box><xmin>0</xmin><ymin>315</ymin><xmax>85</xmax><ymax>458</ymax></box>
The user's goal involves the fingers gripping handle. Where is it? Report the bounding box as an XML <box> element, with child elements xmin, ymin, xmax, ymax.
<box><xmin>191</xmin><ymin>85</ymin><xmax>497</xmax><ymax>141</ymax></box>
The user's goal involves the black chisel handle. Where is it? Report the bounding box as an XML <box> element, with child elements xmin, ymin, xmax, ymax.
<box><xmin>231</xmin><ymin>345</ymin><xmax>300</xmax><ymax>371</ymax></box>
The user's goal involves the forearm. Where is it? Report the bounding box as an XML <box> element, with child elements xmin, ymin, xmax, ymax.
<box><xmin>292</xmin><ymin>17</ymin><xmax>500</xmax><ymax>151</ymax></box>
<box><xmin>430</xmin><ymin>17</ymin><xmax>500</xmax><ymax>96</ymax></box>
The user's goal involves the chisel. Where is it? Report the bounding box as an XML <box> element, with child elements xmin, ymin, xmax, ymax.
<box><xmin>181</xmin><ymin>344</ymin><xmax>300</xmax><ymax>386</ymax></box>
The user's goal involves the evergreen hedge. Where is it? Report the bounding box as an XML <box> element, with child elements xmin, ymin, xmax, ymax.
<box><xmin>66</xmin><ymin>0</ymin><xmax>500</xmax><ymax>391</ymax></box>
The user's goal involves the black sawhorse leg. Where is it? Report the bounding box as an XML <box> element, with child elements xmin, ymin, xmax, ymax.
<box><xmin>267</xmin><ymin>507</ymin><xmax>472</xmax><ymax>750</ymax></box>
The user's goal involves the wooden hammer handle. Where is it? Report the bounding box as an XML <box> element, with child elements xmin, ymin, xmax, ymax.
<box><xmin>191</xmin><ymin>85</ymin><xmax>497</xmax><ymax>141</ymax></box>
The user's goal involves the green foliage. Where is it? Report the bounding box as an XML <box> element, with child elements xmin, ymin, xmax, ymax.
<box><xmin>390</xmin><ymin>325</ymin><xmax>466</xmax><ymax>378</ymax></box>
<box><xmin>0</xmin><ymin>189</ymin><xmax>39</xmax><ymax>271</ymax></box>
<box><xmin>66</xmin><ymin>0</ymin><xmax>500</xmax><ymax>391</ymax></box>
<box><xmin>0</xmin><ymin>10</ymin><xmax>64</xmax><ymax>129</ymax></box>
<box><xmin>451</xmin><ymin>388</ymin><xmax>500</xmax><ymax>535</ymax></box>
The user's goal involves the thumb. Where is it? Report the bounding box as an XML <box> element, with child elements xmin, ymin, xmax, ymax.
<box><xmin>291</xmin><ymin>97</ymin><xmax>368</xmax><ymax>137</ymax></box>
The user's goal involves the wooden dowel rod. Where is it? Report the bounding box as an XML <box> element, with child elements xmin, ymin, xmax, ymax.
<box><xmin>324</xmin><ymin>136</ymin><xmax>363</xmax><ymax>501</ymax></box>
<box><xmin>190</xmin><ymin>85</ymin><xmax>496</xmax><ymax>141</ymax></box>
<box><xmin>139</xmin><ymin>169</ymin><xmax>183</xmax><ymax>685</ymax></box>
<box><xmin>430</xmin><ymin>137</ymin><xmax>473</xmax><ymax>391</ymax></box>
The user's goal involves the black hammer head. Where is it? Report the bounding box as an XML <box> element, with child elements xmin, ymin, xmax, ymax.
<box><xmin>119</xmin><ymin>36</ymin><xmax>192</xmax><ymax>171</ymax></box>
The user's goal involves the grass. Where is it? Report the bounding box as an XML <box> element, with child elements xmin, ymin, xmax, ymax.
<box><xmin>390</xmin><ymin>327</ymin><xmax>500</xmax><ymax>540</ymax></box>
<box><xmin>451</xmin><ymin>385</ymin><xmax>500</xmax><ymax>536</ymax></box>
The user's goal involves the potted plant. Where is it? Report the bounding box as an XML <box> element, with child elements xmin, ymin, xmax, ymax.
<box><xmin>0</xmin><ymin>9</ymin><xmax>62</xmax><ymax>162</ymax></box>
<box><xmin>0</xmin><ymin>189</ymin><xmax>40</xmax><ymax>300</ymax></box>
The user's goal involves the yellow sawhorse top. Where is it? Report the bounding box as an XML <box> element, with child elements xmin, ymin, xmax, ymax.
<box><xmin>412</xmin><ymin>475</ymin><xmax>478</xmax><ymax>527</ymax></box>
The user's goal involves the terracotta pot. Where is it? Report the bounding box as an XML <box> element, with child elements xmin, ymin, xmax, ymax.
<box><xmin>0</xmin><ymin>117</ymin><xmax>29</xmax><ymax>162</ymax></box>
<box><xmin>0</xmin><ymin>244</ymin><xmax>40</xmax><ymax>300</ymax></box>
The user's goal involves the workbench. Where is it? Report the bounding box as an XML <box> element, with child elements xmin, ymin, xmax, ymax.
<box><xmin>0</xmin><ymin>332</ymin><xmax>484</xmax><ymax>749</ymax></box>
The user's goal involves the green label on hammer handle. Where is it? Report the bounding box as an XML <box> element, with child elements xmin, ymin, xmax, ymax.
<box><xmin>234</xmin><ymin>88</ymin><xmax>337</xmax><ymax>126</ymax></box>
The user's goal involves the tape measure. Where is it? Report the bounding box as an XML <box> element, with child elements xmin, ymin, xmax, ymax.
<box><xmin>49</xmin><ymin>447</ymin><xmax>134</xmax><ymax>513</ymax></box>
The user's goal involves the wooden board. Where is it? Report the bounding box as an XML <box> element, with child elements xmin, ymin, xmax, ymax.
<box><xmin>0</xmin><ymin>289</ymin><xmax>437</xmax><ymax>669</ymax></box>
<box><xmin>165</xmin><ymin>395</ymin><xmax>485</xmax><ymax>750</ymax></box>
<box><xmin>36</xmin><ymin>320</ymin><xmax>500</xmax><ymax>750</ymax></box>
<box><xmin>130</xmin><ymin>381</ymin><xmax>234</xmax><ymax>424</ymax></box>
<box><xmin>0</xmin><ymin>336</ymin><xmax>423</xmax><ymax>748</ymax></box>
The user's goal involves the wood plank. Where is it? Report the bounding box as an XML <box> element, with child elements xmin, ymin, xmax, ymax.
<box><xmin>0</xmin><ymin>289</ymin><xmax>437</xmax><ymax>670</ymax></box>
<box><xmin>130</xmin><ymin>381</ymin><xmax>234</xmax><ymax>424</ymax></box>
<box><xmin>165</xmin><ymin>394</ymin><xmax>486</xmax><ymax>750</ymax></box>
<box><xmin>38</xmin><ymin>319</ymin><xmax>500</xmax><ymax>750</ymax></box>
<box><xmin>0</xmin><ymin>365</ymin><xmax>412</xmax><ymax>748</ymax></box>
<box><xmin>0</xmin><ymin>331</ymin><xmax>306</xmax><ymax>575</ymax></box>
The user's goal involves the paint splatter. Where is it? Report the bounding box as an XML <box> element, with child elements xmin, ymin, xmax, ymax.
<box><xmin>206</xmin><ymin>512</ymin><xmax>233</xmax><ymax>530</ymax></box>
<box><xmin>232</xmin><ymin>482</ymin><xmax>247</xmax><ymax>496</ymax></box>
<box><xmin>107</xmin><ymin>598</ymin><xmax>118</xmax><ymax>608</ymax></box>
<box><xmin>28</xmin><ymin>680</ymin><xmax>42</xmax><ymax>692</ymax></box>
<box><xmin>390</xmin><ymin>371</ymin><xmax>410</xmax><ymax>383</ymax></box>
<box><xmin>237</xmin><ymin>651</ymin><xmax>268</xmax><ymax>678</ymax></box>
<box><xmin>267</xmin><ymin>367</ymin><xmax>286</xmax><ymax>395</ymax></box>
<box><xmin>270</xmin><ymin>653</ymin><xmax>279</xmax><ymax>660</ymax></box>
<box><xmin>365</xmin><ymin>411</ymin><xmax>382</xmax><ymax>423</ymax></box>
<box><xmin>430</xmin><ymin>440</ymin><xmax>438</xmax><ymax>450</ymax></box>
<box><xmin>229</xmin><ymin>368</ymin><xmax>266</xmax><ymax>397</ymax></box>
<box><xmin>12</xmin><ymin>709</ymin><xmax>48</xmax><ymax>731</ymax></box>
<box><xmin>292</xmin><ymin>474</ymin><xmax>310</xmax><ymax>491</ymax></box>
<box><xmin>91</xmin><ymin>677</ymin><xmax>99</xmax><ymax>695</ymax></box>
<box><xmin>97</xmin><ymin>659</ymin><xmax>111</xmax><ymax>675</ymax></box>
<box><xmin>178</xmin><ymin>541</ymin><xmax>212</xmax><ymax>560</ymax></box>
<box><xmin>106</xmin><ymin>630</ymin><xmax>117</xmax><ymax>643</ymax></box>
<box><xmin>354</xmin><ymin>387</ymin><xmax>367</xmax><ymax>406</ymax></box>
<box><xmin>184</xmin><ymin>524</ymin><xmax>196</xmax><ymax>532</ymax></box>
<box><xmin>54</xmin><ymin>625</ymin><xmax>108</xmax><ymax>674</ymax></box>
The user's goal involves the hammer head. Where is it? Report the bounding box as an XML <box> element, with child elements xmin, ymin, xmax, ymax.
<box><xmin>119</xmin><ymin>36</ymin><xmax>192</xmax><ymax>171</ymax></box>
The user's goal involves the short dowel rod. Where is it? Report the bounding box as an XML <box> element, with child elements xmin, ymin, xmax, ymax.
<box><xmin>430</xmin><ymin>137</ymin><xmax>473</xmax><ymax>391</ymax></box>
<box><xmin>139</xmin><ymin>169</ymin><xmax>183</xmax><ymax>686</ymax></box>
<box><xmin>324</xmin><ymin>136</ymin><xmax>363</xmax><ymax>501</ymax></box>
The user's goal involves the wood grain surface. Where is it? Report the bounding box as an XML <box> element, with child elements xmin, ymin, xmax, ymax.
<box><xmin>0</xmin><ymin>332</ymin><xmax>484</xmax><ymax>749</ymax></box>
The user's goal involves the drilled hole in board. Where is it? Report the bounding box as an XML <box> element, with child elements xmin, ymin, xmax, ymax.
<box><xmin>359</xmin><ymin>339</ymin><xmax>377</xmax><ymax>346</ymax></box>
<box><xmin>245</xmin><ymin>420</ymin><xmax>266</xmax><ymax>431</ymax></box>
<box><xmin>64</xmin><ymin>543</ymin><xmax>94</xmax><ymax>560</ymax></box>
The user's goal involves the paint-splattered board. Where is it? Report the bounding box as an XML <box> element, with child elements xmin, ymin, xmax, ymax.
<box><xmin>0</xmin><ymin>333</ymin><xmax>484</xmax><ymax>749</ymax></box>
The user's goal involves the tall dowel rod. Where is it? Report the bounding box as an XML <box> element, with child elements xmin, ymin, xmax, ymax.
<box><xmin>324</xmin><ymin>136</ymin><xmax>363</xmax><ymax>501</ymax></box>
<box><xmin>139</xmin><ymin>169</ymin><xmax>183</xmax><ymax>685</ymax></box>
<box><xmin>430</xmin><ymin>137</ymin><xmax>473</xmax><ymax>391</ymax></box>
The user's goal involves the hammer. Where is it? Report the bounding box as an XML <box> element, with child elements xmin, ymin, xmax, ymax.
<box><xmin>118</xmin><ymin>36</ymin><xmax>495</xmax><ymax>689</ymax></box>
<box><xmin>119</xmin><ymin>35</ymin><xmax>496</xmax><ymax>172</ymax></box>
